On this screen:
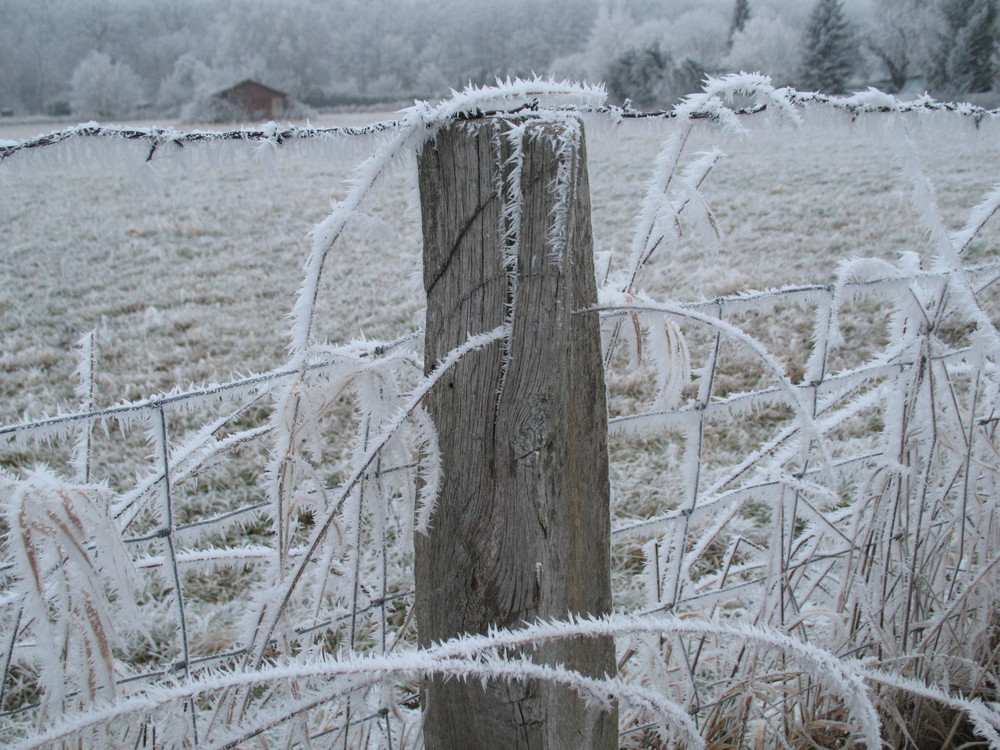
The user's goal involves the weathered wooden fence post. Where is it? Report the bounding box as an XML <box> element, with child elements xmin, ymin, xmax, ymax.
<box><xmin>415</xmin><ymin>117</ymin><xmax>616</xmax><ymax>749</ymax></box>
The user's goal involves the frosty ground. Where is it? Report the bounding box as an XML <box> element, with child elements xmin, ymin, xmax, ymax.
<box><xmin>2</xmin><ymin>109</ymin><xmax>997</xmax><ymax>419</ymax></box>
<box><xmin>2</xmin><ymin>108</ymin><xmax>997</xmax><ymax>502</ymax></box>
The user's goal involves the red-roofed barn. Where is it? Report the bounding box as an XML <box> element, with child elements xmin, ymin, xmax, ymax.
<box><xmin>215</xmin><ymin>80</ymin><xmax>288</xmax><ymax>119</ymax></box>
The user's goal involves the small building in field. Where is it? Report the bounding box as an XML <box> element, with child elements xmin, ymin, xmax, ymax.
<box><xmin>215</xmin><ymin>80</ymin><xmax>288</xmax><ymax>119</ymax></box>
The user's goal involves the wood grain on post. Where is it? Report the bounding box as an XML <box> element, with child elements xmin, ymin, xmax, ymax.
<box><xmin>415</xmin><ymin>117</ymin><xmax>616</xmax><ymax>750</ymax></box>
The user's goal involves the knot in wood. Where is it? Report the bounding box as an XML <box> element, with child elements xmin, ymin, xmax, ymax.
<box><xmin>511</xmin><ymin>397</ymin><xmax>552</xmax><ymax>461</ymax></box>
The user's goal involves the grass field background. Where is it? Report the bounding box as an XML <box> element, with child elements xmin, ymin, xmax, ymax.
<box><xmin>3</xmin><ymin>110</ymin><xmax>998</xmax><ymax>426</ymax></box>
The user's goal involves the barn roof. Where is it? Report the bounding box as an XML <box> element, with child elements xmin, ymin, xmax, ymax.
<box><xmin>216</xmin><ymin>80</ymin><xmax>288</xmax><ymax>99</ymax></box>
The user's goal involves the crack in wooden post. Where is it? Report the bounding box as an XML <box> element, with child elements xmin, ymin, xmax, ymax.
<box><xmin>416</xmin><ymin>117</ymin><xmax>616</xmax><ymax>749</ymax></box>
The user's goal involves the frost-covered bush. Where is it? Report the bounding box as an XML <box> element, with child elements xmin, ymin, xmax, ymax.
<box><xmin>156</xmin><ymin>54</ymin><xmax>214</xmax><ymax>114</ymax></box>
<box><xmin>865</xmin><ymin>0</ymin><xmax>934</xmax><ymax>93</ymax></box>
<box><xmin>70</xmin><ymin>52</ymin><xmax>144</xmax><ymax>120</ymax></box>
<box><xmin>414</xmin><ymin>63</ymin><xmax>451</xmax><ymax>97</ymax></box>
<box><xmin>552</xmin><ymin>4</ymin><xmax>726</xmax><ymax>104</ymax></box>
<box><xmin>607</xmin><ymin>43</ymin><xmax>673</xmax><ymax>108</ymax></box>
<box><xmin>178</xmin><ymin>93</ymin><xmax>248</xmax><ymax>124</ymax></box>
<box><xmin>606</xmin><ymin>43</ymin><xmax>710</xmax><ymax>109</ymax></box>
<box><xmin>645</xmin><ymin>8</ymin><xmax>730</xmax><ymax>70</ymax></box>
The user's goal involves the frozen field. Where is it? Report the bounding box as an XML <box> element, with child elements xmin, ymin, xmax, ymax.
<box><xmin>3</xmin><ymin>107</ymin><xmax>999</xmax><ymax>510</ymax></box>
<box><xmin>2</xmin><ymin>109</ymin><xmax>999</xmax><ymax>425</ymax></box>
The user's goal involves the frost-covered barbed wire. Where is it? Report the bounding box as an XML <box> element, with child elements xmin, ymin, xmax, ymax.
<box><xmin>0</xmin><ymin>120</ymin><xmax>402</xmax><ymax>164</ymax></box>
<box><xmin>0</xmin><ymin>78</ymin><xmax>601</xmax><ymax>167</ymax></box>
<box><xmin>611</xmin><ymin>85</ymin><xmax>1000</xmax><ymax>122</ymax></box>
<box><xmin>4</xmin><ymin>74</ymin><xmax>1000</xmax><ymax>166</ymax></box>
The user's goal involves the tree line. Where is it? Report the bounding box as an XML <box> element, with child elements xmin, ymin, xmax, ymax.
<box><xmin>0</xmin><ymin>0</ymin><xmax>996</xmax><ymax>119</ymax></box>
<box><xmin>578</xmin><ymin>0</ymin><xmax>998</xmax><ymax>109</ymax></box>
<box><xmin>801</xmin><ymin>0</ymin><xmax>996</xmax><ymax>98</ymax></box>
<box><xmin>1</xmin><ymin>0</ymin><xmax>596</xmax><ymax>117</ymax></box>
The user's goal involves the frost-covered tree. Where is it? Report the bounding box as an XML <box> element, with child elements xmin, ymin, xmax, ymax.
<box><xmin>865</xmin><ymin>0</ymin><xmax>935</xmax><ymax>92</ymax></box>
<box><xmin>799</xmin><ymin>0</ymin><xmax>858</xmax><ymax>93</ymax></box>
<box><xmin>156</xmin><ymin>53</ymin><xmax>213</xmax><ymax>112</ymax></box>
<box><xmin>4</xmin><ymin>0</ymin><xmax>603</xmax><ymax>114</ymax></box>
<box><xmin>210</xmin><ymin>0</ymin><xmax>338</xmax><ymax>97</ymax></box>
<box><xmin>724</xmin><ymin>14</ymin><xmax>801</xmax><ymax>86</ymax></box>
<box><xmin>931</xmin><ymin>0</ymin><xmax>998</xmax><ymax>93</ymax></box>
<box><xmin>415</xmin><ymin>63</ymin><xmax>451</xmax><ymax>97</ymax></box>
<box><xmin>655</xmin><ymin>8</ymin><xmax>731</xmax><ymax>69</ymax></box>
<box><xmin>548</xmin><ymin>0</ymin><xmax>635</xmax><ymax>83</ymax></box>
<box><xmin>605</xmin><ymin>40</ymin><xmax>711</xmax><ymax>109</ymax></box>
<box><xmin>70</xmin><ymin>51</ymin><xmax>143</xmax><ymax>118</ymax></box>
<box><xmin>729</xmin><ymin>0</ymin><xmax>752</xmax><ymax>49</ymax></box>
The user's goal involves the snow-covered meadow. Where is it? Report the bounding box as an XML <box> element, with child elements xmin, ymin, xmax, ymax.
<box><xmin>3</xmin><ymin>79</ymin><xmax>1000</xmax><ymax>747</ymax></box>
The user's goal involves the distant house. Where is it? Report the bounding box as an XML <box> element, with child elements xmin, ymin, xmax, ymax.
<box><xmin>215</xmin><ymin>80</ymin><xmax>288</xmax><ymax>119</ymax></box>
